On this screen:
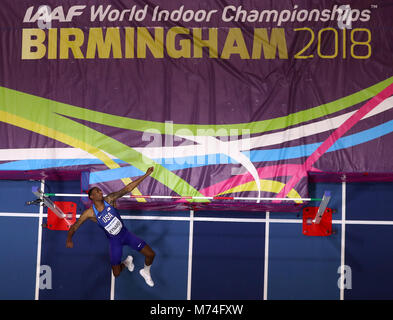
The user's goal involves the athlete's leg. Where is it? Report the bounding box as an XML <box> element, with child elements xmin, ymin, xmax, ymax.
<box><xmin>139</xmin><ymin>244</ymin><xmax>156</xmax><ymax>287</ymax></box>
<box><xmin>122</xmin><ymin>230</ymin><xmax>156</xmax><ymax>287</ymax></box>
<box><xmin>112</xmin><ymin>264</ymin><xmax>125</xmax><ymax>277</ymax></box>
<box><xmin>109</xmin><ymin>238</ymin><xmax>125</xmax><ymax>277</ymax></box>
<box><xmin>139</xmin><ymin>244</ymin><xmax>155</xmax><ymax>266</ymax></box>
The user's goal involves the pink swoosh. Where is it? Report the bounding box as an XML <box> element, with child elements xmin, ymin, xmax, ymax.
<box><xmin>275</xmin><ymin>82</ymin><xmax>393</xmax><ymax>200</ymax></box>
<box><xmin>196</xmin><ymin>164</ymin><xmax>321</xmax><ymax>197</ymax></box>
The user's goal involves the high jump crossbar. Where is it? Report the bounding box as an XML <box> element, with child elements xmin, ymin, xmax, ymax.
<box><xmin>31</xmin><ymin>187</ymin><xmax>331</xmax><ymax>224</ymax></box>
<box><xmin>42</xmin><ymin>192</ymin><xmax>323</xmax><ymax>202</ymax></box>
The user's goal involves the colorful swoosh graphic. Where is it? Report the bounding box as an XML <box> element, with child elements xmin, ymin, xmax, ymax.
<box><xmin>274</xmin><ymin>81</ymin><xmax>393</xmax><ymax>200</ymax></box>
<box><xmin>18</xmin><ymin>76</ymin><xmax>391</xmax><ymax>136</ymax></box>
<box><xmin>1</xmin><ymin>75</ymin><xmax>393</xmax><ymax>205</ymax></box>
<box><xmin>4</xmin><ymin>108</ymin><xmax>393</xmax><ymax>175</ymax></box>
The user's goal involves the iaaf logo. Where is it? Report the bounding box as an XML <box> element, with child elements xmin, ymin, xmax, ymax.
<box><xmin>23</xmin><ymin>5</ymin><xmax>86</xmax><ymax>28</ymax></box>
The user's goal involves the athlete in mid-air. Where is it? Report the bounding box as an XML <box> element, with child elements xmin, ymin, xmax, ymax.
<box><xmin>66</xmin><ymin>166</ymin><xmax>156</xmax><ymax>287</ymax></box>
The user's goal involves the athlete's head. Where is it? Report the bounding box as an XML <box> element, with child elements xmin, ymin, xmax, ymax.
<box><xmin>88</xmin><ymin>187</ymin><xmax>103</xmax><ymax>201</ymax></box>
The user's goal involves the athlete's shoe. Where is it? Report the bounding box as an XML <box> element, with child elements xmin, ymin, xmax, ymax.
<box><xmin>122</xmin><ymin>255</ymin><xmax>134</xmax><ymax>272</ymax></box>
<box><xmin>139</xmin><ymin>268</ymin><xmax>154</xmax><ymax>287</ymax></box>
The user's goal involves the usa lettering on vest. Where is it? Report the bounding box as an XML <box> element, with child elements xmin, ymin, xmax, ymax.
<box><xmin>102</xmin><ymin>211</ymin><xmax>113</xmax><ymax>223</ymax></box>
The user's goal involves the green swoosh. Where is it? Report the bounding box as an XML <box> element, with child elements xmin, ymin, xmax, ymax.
<box><xmin>0</xmin><ymin>87</ymin><xmax>207</xmax><ymax>202</ymax></box>
<box><xmin>26</xmin><ymin>76</ymin><xmax>393</xmax><ymax>136</ymax></box>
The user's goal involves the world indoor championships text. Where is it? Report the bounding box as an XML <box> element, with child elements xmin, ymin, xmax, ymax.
<box><xmin>21</xmin><ymin>4</ymin><xmax>373</xmax><ymax>60</ymax></box>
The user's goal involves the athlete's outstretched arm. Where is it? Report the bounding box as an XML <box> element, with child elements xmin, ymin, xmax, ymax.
<box><xmin>105</xmin><ymin>166</ymin><xmax>154</xmax><ymax>204</ymax></box>
<box><xmin>66</xmin><ymin>208</ymin><xmax>95</xmax><ymax>248</ymax></box>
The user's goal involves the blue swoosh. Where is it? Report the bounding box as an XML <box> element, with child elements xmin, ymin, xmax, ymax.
<box><xmin>2</xmin><ymin>118</ymin><xmax>393</xmax><ymax>183</ymax></box>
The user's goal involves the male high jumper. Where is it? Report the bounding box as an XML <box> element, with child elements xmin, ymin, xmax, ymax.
<box><xmin>66</xmin><ymin>167</ymin><xmax>156</xmax><ymax>287</ymax></box>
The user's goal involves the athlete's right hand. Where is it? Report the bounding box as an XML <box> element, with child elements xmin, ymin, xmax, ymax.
<box><xmin>66</xmin><ymin>240</ymin><xmax>74</xmax><ymax>248</ymax></box>
<box><xmin>146</xmin><ymin>166</ymin><xmax>154</xmax><ymax>175</ymax></box>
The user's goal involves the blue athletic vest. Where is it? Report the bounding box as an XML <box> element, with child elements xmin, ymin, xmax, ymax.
<box><xmin>92</xmin><ymin>201</ymin><xmax>124</xmax><ymax>238</ymax></box>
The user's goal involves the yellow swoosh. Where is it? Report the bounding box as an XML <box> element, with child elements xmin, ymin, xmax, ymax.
<box><xmin>216</xmin><ymin>179</ymin><xmax>303</xmax><ymax>204</ymax></box>
<box><xmin>0</xmin><ymin>110</ymin><xmax>146</xmax><ymax>202</ymax></box>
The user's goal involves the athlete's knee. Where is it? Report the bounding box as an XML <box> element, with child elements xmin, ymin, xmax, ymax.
<box><xmin>142</xmin><ymin>245</ymin><xmax>155</xmax><ymax>260</ymax></box>
<box><xmin>112</xmin><ymin>265</ymin><xmax>122</xmax><ymax>277</ymax></box>
<box><xmin>148</xmin><ymin>248</ymin><xmax>156</xmax><ymax>259</ymax></box>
